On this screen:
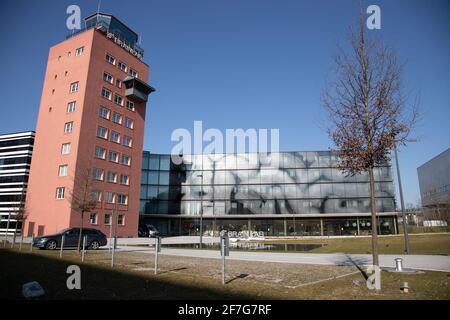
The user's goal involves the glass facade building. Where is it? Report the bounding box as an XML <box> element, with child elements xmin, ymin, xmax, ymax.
<box><xmin>140</xmin><ymin>151</ymin><xmax>397</xmax><ymax>237</ymax></box>
<box><xmin>417</xmin><ymin>148</ymin><xmax>450</xmax><ymax>207</ymax></box>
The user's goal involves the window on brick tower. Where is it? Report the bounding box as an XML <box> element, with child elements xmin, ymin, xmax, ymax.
<box><xmin>114</xmin><ymin>94</ymin><xmax>123</xmax><ymax>106</ymax></box>
<box><xmin>58</xmin><ymin>165</ymin><xmax>68</xmax><ymax>177</ymax></box>
<box><xmin>97</xmin><ymin>126</ymin><xmax>108</xmax><ymax>139</ymax></box>
<box><xmin>105</xmin><ymin>192</ymin><xmax>115</xmax><ymax>204</ymax></box>
<box><xmin>109</xmin><ymin>151</ymin><xmax>119</xmax><ymax>163</ymax></box>
<box><xmin>56</xmin><ymin>187</ymin><xmax>65</xmax><ymax>199</ymax></box>
<box><xmin>95</xmin><ymin>146</ymin><xmax>106</xmax><ymax>159</ymax></box>
<box><xmin>99</xmin><ymin>106</ymin><xmax>110</xmax><ymax>119</ymax></box>
<box><xmin>111</xmin><ymin>131</ymin><xmax>120</xmax><ymax>144</ymax></box>
<box><xmin>61</xmin><ymin>143</ymin><xmax>71</xmax><ymax>155</ymax></box>
<box><xmin>107</xmin><ymin>171</ymin><xmax>117</xmax><ymax>183</ymax></box>
<box><xmin>106</xmin><ymin>53</ymin><xmax>116</xmax><ymax>65</ymax></box>
<box><xmin>121</xmin><ymin>154</ymin><xmax>131</xmax><ymax>166</ymax></box>
<box><xmin>64</xmin><ymin>122</ymin><xmax>73</xmax><ymax>133</ymax></box>
<box><xmin>126</xmin><ymin>101</ymin><xmax>135</xmax><ymax>111</ymax></box>
<box><xmin>124</xmin><ymin>118</ymin><xmax>134</xmax><ymax>129</ymax></box>
<box><xmin>112</xmin><ymin>112</ymin><xmax>122</xmax><ymax>124</ymax></box>
<box><xmin>70</xmin><ymin>82</ymin><xmax>79</xmax><ymax>93</ymax></box>
<box><xmin>89</xmin><ymin>213</ymin><xmax>97</xmax><ymax>224</ymax></box>
<box><xmin>93</xmin><ymin>168</ymin><xmax>104</xmax><ymax>181</ymax></box>
<box><xmin>67</xmin><ymin>101</ymin><xmax>76</xmax><ymax>113</ymax></box>
<box><xmin>104</xmin><ymin>213</ymin><xmax>111</xmax><ymax>225</ymax></box>
<box><xmin>92</xmin><ymin>190</ymin><xmax>102</xmax><ymax>202</ymax></box>
<box><xmin>103</xmin><ymin>72</ymin><xmax>113</xmax><ymax>84</ymax></box>
<box><xmin>117</xmin><ymin>194</ymin><xmax>128</xmax><ymax>205</ymax></box>
<box><xmin>120</xmin><ymin>174</ymin><xmax>129</xmax><ymax>185</ymax></box>
<box><xmin>75</xmin><ymin>47</ymin><xmax>84</xmax><ymax>56</ymax></box>
<box><xmin>129</xmin><ymin>68</ymin><xmax>138</xmax><ymax>78</ymax></box>
<box><xmin>123</xmin><ymin>135</ymin><xmax>132</xmax><ymax>147</ymax></box>
<box><xmin>118</xmin><ymin>61</ymin><xmax>127</xmax><ymax>72</ymax></box>
<box><xmin>101</xmin><ymin>87</ymin><xmax>111</xmax><ymax>100</ymax></box>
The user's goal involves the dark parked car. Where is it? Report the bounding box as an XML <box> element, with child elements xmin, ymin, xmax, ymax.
<box><xmin>138</xmin><ymin>224</ymin><xmax>148</xmax><ymax>237</ymax></box>
<box><xmin>33</xmin><ymin>228</ymin><xmax>107</xmax><ymax>250</ymax></box>
<box><xmin>138</xmin><ymin>224</ymin><xmax>160</xmax><ymax>238</ymax></box>
<box><xmin>147</xmin><ymin>225</ymin><xmax>160</xmax><ymax>237</ymax></box>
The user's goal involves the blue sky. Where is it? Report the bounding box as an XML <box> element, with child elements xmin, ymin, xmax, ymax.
<box><xmin>0</xmin><ymin>0</ymin><xmax>448</xmax><ymax>205</ymax></box>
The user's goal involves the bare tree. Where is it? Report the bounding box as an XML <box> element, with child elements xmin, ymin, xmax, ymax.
<box><xmin>3</xmin><ymin>188</ymin><xmax>27</xmax><ymax>247</ymax></box>
<box><xmin>423</xmin><ymin>201</ymin><xmax>450</xmax><ymax>226</ymax></box>
<box><xmin>322</xmin><ymin>17</ymin><xmax>418</xmax><ymax>269</ymax></box>
<box><xmin>12</xmin><ymin>188</ymin><xmax>28</xmax><ymax>247</ymax></box>
<box><xmin>68</xmin><ymin>167</ymin><xmax>98</xmax><ymax>252</ymax></box>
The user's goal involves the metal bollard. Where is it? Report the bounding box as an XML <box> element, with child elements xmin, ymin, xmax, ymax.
<box><xmin>401</xmin><ymin>281</ymin><xmax>410</xmax><ymax>293</ymax></box>
<box><xmin>111</xmin><ymin>237</ymin><xmax>117</xmax><ymax>267</ymax></box>
<box><xmin>220</xmin><ymin>233</ymin><xmax>229</xmax><ymax>286</ymax></box>
<box><xmin>395</xmin><ymin>258</ymin><xmax>403</xmax><ymax>272</ymax></box>
<box><xmin>81</xmin><ymin>235</ymin><xmax>86</xmax><ymax>262</ymax></box>
<box><xmin>60</xmin><ymin>234</ymin><xmax>65</xmax><ymax>258</ymax></box>
<box><xmin>221</xmin><ymin>238</ymin><xmax>226</xmax><ymax>286</ymax></box>
<box><xmin>154</xmin><ymin>237</ymin><xmax>161</xmax><ymax>275</ymax></box>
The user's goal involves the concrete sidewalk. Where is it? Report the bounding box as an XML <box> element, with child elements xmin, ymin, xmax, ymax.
<box><xmin>6</xmin><ymin>236</ymin><xmax>450</xmax><ymax>272</ymax></box>
<box><xmin>1</xmin><ymin>235</ymin><xmax>220</xmax><ymax>245</ymax></box>
<box><xmin>116</xmin><ymin>245</ymin><xmax>450</xmax><ymax>272</ymax></box>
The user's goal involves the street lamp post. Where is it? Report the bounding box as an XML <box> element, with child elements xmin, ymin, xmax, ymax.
<box><xmin>198</xmin><ymin>174</ymin><xmax>204</xmax><ymax>249</ymax></box>
<box><xmin>109</xmin><ymin>193</ymin><xmax>119</xmax><ymax>252</ymax></box>
<box><xmin>394</xmin><ymin>145</ymin><xmax>411</xmax><ymax>254</ymax></box>
<box><xmin>108</xmin><ymin>210</ymin><xmax>113</xmax><ymax>252</ymax></box>
<box><xmin>114</xmin><ymin>195</ymin><xmax>119</xmax><ymax>240</ymax></box>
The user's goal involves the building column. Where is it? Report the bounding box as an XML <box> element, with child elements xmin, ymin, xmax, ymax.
<box><xmin>320</xmin><ymin>218</ymin><xmax>324</xmax><ymax>236</ymax></box>
<box><xmin>284</xmin><ymin>218</ymin><xmax>287</xmax><ymax>236</ymax></box>
<box><xmin>357</xmin><ymin>217</ymin><xmax>360</xmax><ymax>236</ymax></box>
<box><xmin>377</xmin><ymin>218</ymin><xmax>382</xmax><ymax>235</ymax></box>
<box><xmin>393</xmin><ymin>216</ymin><xmax>398</xmax><ymax>234</ymax></box>
<box><xmin>293</xmin><ymin>216</ymin><xmax>296</xmax><ymax>235</ymax></box>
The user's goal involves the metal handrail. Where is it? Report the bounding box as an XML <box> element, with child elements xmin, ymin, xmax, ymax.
<box><xmin>65</xmin><ymin>22</ymin><xmax>144</xmax><ymax>56</ymax></box>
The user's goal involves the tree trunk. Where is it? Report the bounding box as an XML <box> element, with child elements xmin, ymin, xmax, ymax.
<box><xmin>4</xmin><ymin>214</ymin><xmax>11</xmax><ymax>247</ymax></box>
<box><xmin>19</xmin><ymin>218</ymin><xmax>25</xmax><ymax>241</ymax></box>
<box><xmin>77</xmin><ymin>211</ymin><xmax>84</xmax><ymax>253</ymax></box>
<box><xmin>12</xmin><ymin>223</ymin><xmax>17</xmax><ymax>248</ymax></box>
<box><xmin>368</xmin><ymin>166</ymin><xmax>379</xmax><ymax>266</ymax></box>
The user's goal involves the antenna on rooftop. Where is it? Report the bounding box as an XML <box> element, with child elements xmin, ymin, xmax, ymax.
<box><xmin>96</xmin><ymin>0</ymin><xmax>101</xmax><ymax>26</ymax></box>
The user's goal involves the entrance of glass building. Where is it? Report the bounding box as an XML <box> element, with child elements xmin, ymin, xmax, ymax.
<box><xmin>139</xmin><ymin>216</ymin><xmax>398</xmax><ymax>237</ymax></box>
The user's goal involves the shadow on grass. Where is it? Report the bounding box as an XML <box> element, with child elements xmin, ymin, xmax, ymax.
<box><xmin>345</xmin><ymin>255</ymin><xmax>369</xmax><ymax>280</ymax></box>
<box><xmin>226</xmin><ymin>273</ymin><xmax>249</xmax><ymax>284</ymax></box>
<box><xmin>0</xmin><ymin>249</ymin><xmax>255</xmax><ymax>300</ymax></box>
<box><xmin>158</xmin><ymin>267</ymin><xmax>188</xmax><ymax>275</ymax></box>
<box><xmin>330</xmin><ymin>255</ymin><xmax>371</xmax><ymax>280</ymax></box>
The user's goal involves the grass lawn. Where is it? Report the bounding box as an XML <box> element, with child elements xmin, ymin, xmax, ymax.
<box><xmin>400</xmin><ymin>226</ymin><xmax>450</xmax><ymax>234</ymax></box>
<box><xmin>1</xmin><ymin>247</ymin><xmax>449</xmax><ymax>300</ymax></box>
<box><xmin>263</xmin><ymin>233</ymin><xmax>450</xmax><ymax>255</ymax></box>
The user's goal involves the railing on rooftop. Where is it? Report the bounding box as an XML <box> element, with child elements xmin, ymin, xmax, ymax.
<box><xmin>66</xmin><ymin>21</ymin><xmax>144</xmax><ymax>58</ymax></box>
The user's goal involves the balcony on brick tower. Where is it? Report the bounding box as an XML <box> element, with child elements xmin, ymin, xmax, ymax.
<box><xmin>124</xmin><ymin>76</ymin><xmax>155</xmax><ymax>103</ymax></box>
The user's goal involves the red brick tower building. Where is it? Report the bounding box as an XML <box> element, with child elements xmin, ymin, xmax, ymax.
<box><xmin>25</xmin><ymin>13</ymin><xmax>154</xmax><ymax>237</ymax></box>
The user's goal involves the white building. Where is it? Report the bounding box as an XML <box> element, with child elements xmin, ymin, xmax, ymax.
<box><xmin>0</xmin><ymin>131</ymin><xmax>35</xmax><ymax>235</ymax></box>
